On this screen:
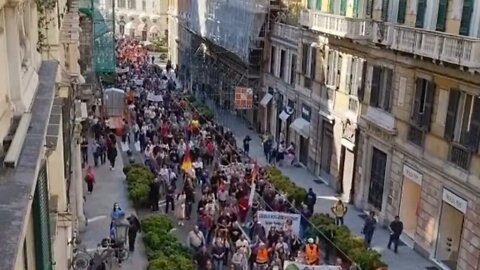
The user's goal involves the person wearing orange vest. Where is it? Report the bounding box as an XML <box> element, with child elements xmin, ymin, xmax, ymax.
<box><xmin>255</xmin><ymin>242</ymin><xmax>269</xmax><ymax>268</ymax></box>
<box><xmin>304</xmin><ymin>238</ymin><xmax>320</xmax><ymax>265</ymax></box>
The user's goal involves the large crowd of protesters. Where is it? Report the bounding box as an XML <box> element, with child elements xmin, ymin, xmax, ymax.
<box><xmin>82</xmin><ymin>37</ymin><xmax>357</xmax><ymax>270</ymax></box>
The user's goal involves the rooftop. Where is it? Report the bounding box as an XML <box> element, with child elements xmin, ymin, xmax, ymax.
<box><xmin>0</xmin><ymin>61</ymin><xmax>58</xmax><ymax>270</ymax></box>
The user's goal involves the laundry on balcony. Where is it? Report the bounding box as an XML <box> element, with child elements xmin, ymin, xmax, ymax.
<box><xmin>290</xmin><ymin>118</ymin><xmax>310</xmax><ymax>138</ymax></box>
<box><xmin>260</xmin><ymin>93</ymin><xmax>273</xmax><ymax>107</ymax></box>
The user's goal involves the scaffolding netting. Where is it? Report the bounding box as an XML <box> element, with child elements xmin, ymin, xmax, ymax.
<box><xmin>187</xmin><ymin>0</ymin><xmax>269</xmax><ymax>62</ymax></box>
<box><xmin>79</xmin><ymin>0</ymin><xmax>116</xmax><ymax>74</ymax></box>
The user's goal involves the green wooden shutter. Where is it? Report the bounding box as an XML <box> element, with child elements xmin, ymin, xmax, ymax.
<box><xmin>412</xmin><ymin>78</ymin><xmax>424</xmax><ymax>126</ymax></box>
<box><xmin>381</xmin><ymin>0</ymin><xmax>390</xmax><ymax>21</ymax></box>
<box><xmin>436</xmin><ymin>0</ymin><xmax>449</xmax><ymax>31</ymax></box>
<box><xmin>308</xmin><ymin>0</ymin><xmax>315</xmax><ymax>9</ymax></box>
<box><xmin>311</xmin><ymin>49</ymin><xmax>317</xmax><ymax>80</ymax></box>
<box><xmin>415</xmin><ymin>0</ymin><xmax>426</xmax><ymax>28</ymax></box>
<box><xmin>444</xmin><ymin>90</ymin><xmax>460</xmax><ymax>141</ymax></box>
<box><xmin>358</xmin><ymin>60</ymin><xmax>367</xmax><ymax>101</ymax></box>
<box><xmin>33</xmin><ymin>164</ymin><xmax>53</xmax><ymax>270</ymax></box>
<box><xmin>328</xmin><ymin>0</ymin><xmax>334</xmax><ymax>13</ymax></box>
<box><xmin>382</xmin><ymin>68</ymin><xmax>393</xmax><ymax>111</ymax></box>
<box><xmin>353</xmin><ymin>0</ymin><xmax>359</xmax><ymax>17</ymax></box>
<box><xmin>302</xmin><ymin>44</ymin><xmax>308</xmax><ymax>74</ymax></box>
<box><xmin>370</xmin><ymin>66</ymin><xmax>381</xmax><ymax>107</ymax></box>
<box><xmin>460</xmin><ymin>0</ymin><xmax>473</xmax><ymax>35</ymax></box>
<box><xmin>316</xmin><ymin>0</ymin><xmax>322</xmax><ymax>10</ymax></box>
<box><xmin>340</xmin><ymin>0</ymin><xmax>347</xmax><ymax>15</ymax></box>
<box><xmin>422</xmin><ymin>81</ymin><xmax>435</xmax><ymax>131</ymax></box>
<box><xmin>397</xmin><ymin>0</ymin><xmax>407</xmax><ymax>23</ymax></box>
<box><xmin>467</xmin><ymin>97</ymin><xmax>480</xmax><ymax>151</ymax></box>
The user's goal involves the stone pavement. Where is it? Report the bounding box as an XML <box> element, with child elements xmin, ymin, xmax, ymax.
<box><xmin>80</xmin><ymin>145</ymin><xmax>148</xmax><ymax>270</ymax></box>
<box><xmin>207</xmin><ymin>99</ymin><xmax>436</xmax><ymax>270</ymax></box>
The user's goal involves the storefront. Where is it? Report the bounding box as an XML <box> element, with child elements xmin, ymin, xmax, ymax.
<box><xmin>290</xmin><ymin>104</ymin><xmax>311</xmax><ymax>166</ymax></box>
<box><xmin>399</xmin><ymin>164</ymin><xmax>423</xmax><ymax>246</ymax></box>
<box><xmin>434</xmin><ymin>188</ymin><xmax>467</xmax><ymax>270</ymax></box>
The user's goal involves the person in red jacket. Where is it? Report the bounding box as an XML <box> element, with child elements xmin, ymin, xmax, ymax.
<box><xmin>238</xmin><ymin>195</ymin><xmax>249</xmax><ymax>223</ymax></box>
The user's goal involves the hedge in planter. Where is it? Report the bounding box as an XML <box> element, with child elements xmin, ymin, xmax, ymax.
<box><xmin>124</xmin><ymin>164</ymin><xmax>154</xmax><ymax>207</ymax></box>
<box><xmin>265</xmin><ymin>166</ymin><xmax>306</xmax><ymax>206</ymax></box>
<box><xmin>142</xmin><ymin>215</ymin><xmax>194</xmax><ymax>270</ymax></box>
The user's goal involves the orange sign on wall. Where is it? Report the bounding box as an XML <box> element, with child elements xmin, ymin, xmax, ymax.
<box><xmin>234</xmin><ymin>87</ymin><xmax>253</xmax><ymax>109</ymax></box>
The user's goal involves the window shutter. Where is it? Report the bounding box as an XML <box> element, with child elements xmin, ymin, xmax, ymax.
<box><xmin>382</xmin><ymin>68</ymin><xmax>393</xmax><ymax>111</ymax></box>
<box><xmin>412</xmin><ymin>78</ymin><xmax>423</xmax><ymax>125</ymax></box>
<box><xmin>460</xmin><ymin>0</ymin><xmax>473</xmax><ymax>36</ymax></box>
<box><xmin>302</xmin><ymin>44</ymin><xmax>308</xmax><ymax>74</ymax></box>
<box><xmin>329</xmin><ymin>0</ymin><xmax>334</xmax><ymax>13</ymax></box>
<box><xmin>311</xmin><ymin>49</ymin><xmax>317</xmax><ymax>80</ymax></box>
<box><xmin>436</xmin><ymin>0</ymin><xmax>449</xmax><ymax>31</ymax></box>
<box><xmin>345</xmin><ymin>56</ymin><xmax>353</xmax><ymax>94</ymax></box>
<box><xmin>316</xmin><ymin>0</ymin><xmax>322</xmax><ymax>10</ymax></box>
<box><xmin>381</xmin><ymin>0</ymin><xmax>390</xmax><ymax>21</ymax></box>
<box><xmin>308</xmin><ymin>0</ymin><xmax>315</xmax><ymax>9</ymax></box>
<box><xmin>397</xmin><ymin>0</ymin><xmax>407</xmax><ymax>23</ymax></box>
<box><xmin>467</xmin><ymin>97</ymin><xmax>480</xmax><ymax>151</ymax></box>
<box><xmin>353</xmin><ymin>0</ymin><xmax>359</xmax><ymax>17</ymax></box>
<box><xmin>336</xmin><ymin>53</ymin><xmax>342</xmax><ymax>87</ymax></box>
<box><xmin>444</xmin><ymin>89</ymin><xmax>460</xmax><ymax>141</ymax></box>
<box><xmin>340</xmin><ymin>0</ymin><xmax>347</xmax><ymax>15</ymax></box>
<box><xmin>415</xmin><ymin>0</ymin><xmax>426</xmax><ymax>28</ymax></box>
<box><xmin>358</xmin><ymin>60</ymin><xmax>367</xmax><ymax>101</ymax></box>
<box><xmin>370</xmin><ymin>66</ymin><xmax>381</xmax><ymax>107</ymax></box>
<box><xmin>422</xmin><ymin>81</ymin><xmax>435</xmax><ymax>131</ymax></box>
<box><xmin>366</xmin><ymin>0</ymin><xmax>373</xmax><ymax>18</ymax></box>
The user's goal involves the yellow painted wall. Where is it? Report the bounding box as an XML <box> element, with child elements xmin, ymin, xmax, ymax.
<box><xmin>47</xmin><ymin>120</ymin><xmax>67</xmax><ymax>211</ymax></box>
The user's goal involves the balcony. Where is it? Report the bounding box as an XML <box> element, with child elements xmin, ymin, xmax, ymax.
<box><xmin>372</xmin><ymin>22</ymin><xmax>480</xmax><ymax>70</ymax></box>
<box><xmin>271</xmin><ymin>23</ymin><xmax>299</xmax><ymax>44</ymax></box>
<box><xmin>299</xmin><ymin>9</ymin><xmax>371</xmax><ymax>40</ymax></box>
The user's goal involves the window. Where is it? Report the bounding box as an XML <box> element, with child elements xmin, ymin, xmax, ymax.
<box><xmin>340</xmin><ymin>0</ymin><xmax>347</xmax><ymax>15</ymax></box>
<box><xmin>279</xmin><ymin>50</ymin><xmax>286</xmax><ymax>80</ymax></box>
<box><xmin>128</xmin><ymin>0</ymin><xmax>135</xmax><ymax>9</ymax></box>
<box><xmin>118</xmin><ymin>0</ymin><xmax>126</xmax><ymax>8</ymax></box>
<box><xmin>411</xmin><ymin>78</ymin><xmax>435</xmax><ymax>129</ymax></box>
<box><xmin>347</xmin><ymin>57</ymin><xmax>364</xmax><ymax>97</ymax></box>
<box><xmin>365</xmin><ymin>0</ymin><xmax>374</xmax><ymax>18</ymax></box>
<box><xmin>445</xmin><ymin>90</ymin><xmax>480</xmax><ymax>150</ymax></box>
<box><xmin>270</xmin><ymin>46</ymin><xmax>276</xmax><ymax>75</ymax></box>
<box><xmin>142</xmin><ymin>0</ymin><xmax>146</xmax><ymax>10</ymax></box>
<box><xmin>436</xmin><ymin>0</ymin><xmax>448</xmax><ymax>31</ymax></box>
<box><xmin>368</xmin><ymin>147</ymin><xmax>387</xmax><ymax>210</ymax></box>
<box><xmin>290</xmin><ymin>54</ymin><xmax>297</xmax><ymax>85</ymax></box>
<box><xmin>460</xmin><ymin>0</ymin><xmax>473</xmax><ymax>35</ymax></box>
<box><xmin>381</xmin><ymin>0</ymin><xmax>389</xmax><ymax>21</ymax></box>
<box><xmin>301</xmin><ymin>43</ymin><xmax>310</xmax><ymax>76</ymax></box>
<box><xmin>336</xmin><ymin>54</ymin><xmax>342</xmax><ymax>87</ymax></box>
<box><xmin>369</xmin><ymin>65</ymin><xmax>393</xmax><ymax>112</ymax></box>
<box><xmin>326</xmin><ymin>49</ymin><xmax>338</xmax><ymax>87</ymax></box>
<box><xmin>415</xmin><ymin>0</ymin><xmax>426</xmax><ymax>28</ymax></box>
<box><xmin>397</xmin><ymin>0</ymin><xmax>407</xmax><ymax>23</ymax></box>
<box><xmin>301</xmin><ymin>104</ymin><xmax>312</xmax><ymax>122</ymax></box>
<box><xmin>288</xmin><ymin>99</ymin><xmax>295</xmax><ymax>110</ymax></box>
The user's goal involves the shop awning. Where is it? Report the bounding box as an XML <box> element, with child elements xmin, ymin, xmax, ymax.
<box><xmin>260</xmin><ymin>93</ymin><xmax>273</xmax><ymax>107</ymax></box>
<box><xmin>290</xmin><ymin>118</ymin><xmax>310</xmax><ymax>138</ymax></box>
<box><xmin>279</xmin><ymin>110</ymin><xmax>291</xmax><ymax>122</ymax></box>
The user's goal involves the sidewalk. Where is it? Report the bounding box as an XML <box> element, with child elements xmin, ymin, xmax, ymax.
<box><xmin>81</xmin><ymin>145</ymin><xmax>148</xmax><ymax>270</ymax></box>
<box><xmin>209</xmin><ymin>100</ymin><xmax>435</xmax><ymax>270</ymax></box>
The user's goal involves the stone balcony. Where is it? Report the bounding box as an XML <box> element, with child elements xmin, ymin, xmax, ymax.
<box><xmin>372</xmin><ymin>21</ymin><xmax>480</xmax><ymax>70</ymax></box>
<box><xmin>299</xmin><ymin>9</ymin><xmax>371</xmax><ymax>40</ymax></box>
<box><xmin>271</xmin><ymin>23</ymin><xmax>299</xmax><ymax>44</ymax></box>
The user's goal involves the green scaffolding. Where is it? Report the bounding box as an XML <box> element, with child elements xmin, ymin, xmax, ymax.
<box><xmin>79</xmin><ymin>0</ymin><xmax>116</xmax><ymax>74</ymax></box>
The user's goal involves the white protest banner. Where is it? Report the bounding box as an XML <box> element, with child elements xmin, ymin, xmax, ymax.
<box><xmin>283</xmin><ymin>261</ymin><xmax>341</xmax><ymax>270</ymax></box>
<box><xmin>147</xmin><ymin>92</ymin><xmax>163</xmax><ymax>102</ymax></box>
<box><xmin>134</xmin><ymin>79</ymin><xmax>143</xmax><ymax>86</ymax></box>
<box><xmin>257</xmin><ymin>211</ymin><xmax>301</xmax><ymax>236</ymax></box>
<box><xmin>116</xmin><ymin>67</ymin><xmax>129</xmax><ymax>73</ymax></box>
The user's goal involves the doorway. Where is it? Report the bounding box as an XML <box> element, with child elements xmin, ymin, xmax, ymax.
<box><xmin>435</xmin><ymin>202</ymin><xmax>464</xmax><ymax>269</ymax></box>
<box><xmin>320</xmin><ymin>121</ymin><xmax>333</xmax><ymax>180</ymax></box>
<box><xmin>339</xmin><ymin>146</ymin><xmax>355</xmax><ymax>202</ymax></box>
<box><xmin>399</xmin><ymin>177</ymin><xmax>421</xmax><ymax>240</ymax></box>
<box><xmin>299</xmin><ymin>136</ymin><xmax>309</xmax><ymax>165</ymax></box>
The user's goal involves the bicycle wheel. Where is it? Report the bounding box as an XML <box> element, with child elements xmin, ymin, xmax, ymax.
<box><xmin>118</xmin><ymin>247</ymin><xmax>130</xmax><ymax>261</ymax></box>
<box><xmin>71</xmin><ymin>251</ymin><xmax>91</xmax><ymax>270</ymax></box>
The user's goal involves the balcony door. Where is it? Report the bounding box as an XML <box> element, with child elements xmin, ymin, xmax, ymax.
<box><xmin>368</xmin><ymin>147</ymin><xmax>387</xmax><ymax>210</ymax></box>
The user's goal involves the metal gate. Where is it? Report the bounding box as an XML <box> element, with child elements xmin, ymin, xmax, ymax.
<box><xmin>33</xmin><ymin>163</ymin><xmax>53</xmax><ymax>270</ymax></box>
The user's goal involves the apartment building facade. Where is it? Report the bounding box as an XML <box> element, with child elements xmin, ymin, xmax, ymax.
<box><xmin>298</xmin><ymin>0</ymin><xmax>480</xmax><ymax>269</ymax></box>
<box><xmin>0</xmin><ymin>0</ymin><xmax>83</xmax><ymax>269</ymax></box>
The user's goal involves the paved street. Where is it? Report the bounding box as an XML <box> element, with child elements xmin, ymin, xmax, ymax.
<box><xmin>207</xmin><ymin>99</ymin><xmax>436</xmax><ymax>270</ymax></box>
<box><xmin>81</xmin><ymin>145</ymin><xmax>148</xmax><ymax>270</ymax></box>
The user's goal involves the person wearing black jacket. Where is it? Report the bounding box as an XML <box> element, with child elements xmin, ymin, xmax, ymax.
<box><xmin>304</xmin><ymin>188</ymin><xmax>317</xmax><ymax>214</ymax></box>
<box><xmin>165</xmin><ymin>183</ymin><xmax>175</xmax><ymax>214</ymax></box>
<box><xmin>127</xmin><ymin>214</ymin><xmax>142</xmax><ymax>252</ymax></box>
<box><xmin>149</xmin><ymin>178</ymin><xmax>160</xmax><ymax>211</ymax></box>
<box><xmin>388</xmin><ymin>216</ymin><xmax>404</xmax><ymax>253</ymax></box>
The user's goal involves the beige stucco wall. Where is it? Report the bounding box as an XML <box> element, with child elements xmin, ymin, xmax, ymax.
<box><xmin>14</xmin><ymin>210</ymin><xmax>37</xmax><ymax>270</ymax></box>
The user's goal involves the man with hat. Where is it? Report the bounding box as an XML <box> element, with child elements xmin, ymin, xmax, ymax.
<box><xmin>304</xmin><ymin>238</ymin><xmax>320</xmax><ymax>265</ymax></box>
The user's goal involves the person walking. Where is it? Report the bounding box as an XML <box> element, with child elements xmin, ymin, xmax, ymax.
<box><xmin>165</xmin><ymin>182</ymin><xmax>175</xmax><ymax>214</ymax></box>
<box><xmin>149</xmin><ymin>177</ymin><xmax>161</xmax><ymax>212</ymax></box>
<box><xmin>362</xmin><ymin>211</ymin><xmax>377</xmax><ymax>248</ymax></box>
<box><xmin>331</xmin><ymin>199</ymin><xmax>348</xmax><ymax>225</ymax></box>
<box><xmin>175</xmin><ymin>191</ymin><xmax>186</xmax><ymax>225</ymax></box>
<box><xmin>243</xmin><ymin>135</ymin><xmax>251</xmax><ymax>156</ymax></box>
<box><xmin>387</xmin><ymin>216</ymin><xmax>404</xmax><ymax>253</ymax></box>
<box><xmin>85</xmin><ymin>166</ymin><xmax>95</xmax><ymax>194</ymax></box>
<box><xmin>80</xmin><ymin>136</ymin><xmax>89</xmax><ymax>167</ymax></box>
<box><xmin>304</xmin><ymin>188</ymin><xmax>317</xmax><ymax>214</ymax></box>
<box><xmin>107</xmin><ymin>134</ymin><xmax>118</xmax><ymax>170</ymax></box>
<box><xmin>127</xmin><ymin>214</ymin><xmax>141</xmax><ymax>252</ymax></box>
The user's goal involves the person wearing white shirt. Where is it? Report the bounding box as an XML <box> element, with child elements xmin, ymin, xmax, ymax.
<box><xmin>186</xmin><ymin>226</ymin><xmax>205</xmax><ymax>252</ymax></box>
<box><xmin>192</xmin><ymin>158</ymin><xmax>204</xmax><ymax>184</ymax></box>
<box><xmin>235</xmin><ymin>234</ymin><xmax>250</xmax><ymax>257</ymax></box>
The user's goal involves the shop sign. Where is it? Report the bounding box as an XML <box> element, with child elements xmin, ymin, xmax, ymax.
<box><xmin>442</xmin><ymin>188</ymin><xmax>467</xmax><ymax>214</ymax></box>
<box><xmin>402</xmin><ymin>165</ymin><xmax>422</xmax><ymax>185</ymax></box>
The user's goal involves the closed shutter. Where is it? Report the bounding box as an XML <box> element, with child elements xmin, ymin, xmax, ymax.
<box><xmin>316</xmin><ymin>0</ymin><xmax>322</xmax><ymax>10</ymax></box>
<box><xmin>381</xmin><ymin>0</ymin><xmax>390</xmax><ymax>21</ymax></box>
<box><xmin>33</xmin><ymin>164</ymin><xmax>53</xmax><ymax>270</ymax></box>
<box><xmin>436</xmin><ymin>0</ymin><xmax>449</xmax><ymax>31</ymax></box>
<box><xmin>412</xmin><ymin>78</ymin><xmax>424</xmax><ymax>126</ymax></box>
<box><xmin>467</xmin><ymin>97</ymin><xmax>480</xmax><ymax>151</ymax></box>
<box><xmin>302</xmin><ymin>44</ymin><xmax>308</xmax><ymax>74</ymax></box>
<box><xmin>415</xmin><ymin>0</ymin><xmax>426</xmax><ymax>28</ymax></box>
<box><xmin>358</xmin><ymin>60</ymin><xmax>367</xmax><ymax>101</ymax></box>
<box><xmin>444</xmin><ymin>89</ymin><xmax>460</xmax><ymax>141</ymax></box>
<box><xmin>365</xmin><ymin>0</ymin><xmax>373</xmax><ymax>18</ymax></box>
<box><xmin>308</xmin><ymin>0</ymin><xmax>315</xmax><ymax>9</ymax></box>
<box><xmin>460</xmin><ymin>0</ymin><xmax>473</xmax><ymax>36</ymax></box>
<box><xmin>382</xmin><ymin>68</ymin><xmax>393</xmax><ymax>111</ymax></box>
<box><xmin>397</xmin><ymin>0</ymin><xmax>407</xmax><ymax>23</ymax></box>
<box><xmin>329</xmin><ymin>0</ymin><xmax>334</xmax><ymax>13</ymax></box>
<box><xmin>311</xmin><ymin>48</ymin><xmax>317</xmax><ymax>80</ymax></box>
<box><xmin>345</xmin><ymin>56</ymin><xmax>353</xmax><ymax>94</ymax></box>
<box><xmin>353</xmin><ymin>0</ymin><xmax>359</xmax><ymax>17</ymax></box>
<box><xmin>422</xmin><ymin>81</ymin><xmax>435</xmax><ymax>131</ymax></box>
<box><xmin>340</xmin><ymin>0</ymin><xmax>347</xmax><ymax>15</ymax></box>
<box><xmin>370</xmin><ymin>66</ymin><xmax>381</xmax><ymax>107</ymax></box>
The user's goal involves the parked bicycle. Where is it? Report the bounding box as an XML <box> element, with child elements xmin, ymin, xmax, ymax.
<box><xmin>71</xmin><ymin>238</ymin><xmax>129</xmax><ymax>270</ymax></box>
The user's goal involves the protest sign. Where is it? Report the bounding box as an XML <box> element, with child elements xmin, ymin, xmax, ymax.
<box><xmin>283</xmin><ymin>261</ymin><xmax>341</xmax><ymax>270</ymax></box>
<box><xmin>257</xmin><ymin>211</ymin><xmax>301</xmax><ymax>236</ymax></box>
